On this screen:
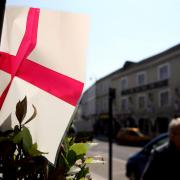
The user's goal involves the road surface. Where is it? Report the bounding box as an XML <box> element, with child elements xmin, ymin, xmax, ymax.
<box><xmin>88</xmin><ymin>139</ymin><xmax>141</xmax><ymax>180</ymax></box>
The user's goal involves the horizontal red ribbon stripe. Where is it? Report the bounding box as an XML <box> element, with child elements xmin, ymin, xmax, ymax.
<box><xmin>0</xmin><ymin>52</ymin><xmax>84</xmax><ymax>106</ymax></box>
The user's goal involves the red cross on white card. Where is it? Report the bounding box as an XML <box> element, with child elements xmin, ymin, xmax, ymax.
<box><xmin>0</xmin><ymin>6</ymin><xmax>89</xmax><ymax>163</ymax></box>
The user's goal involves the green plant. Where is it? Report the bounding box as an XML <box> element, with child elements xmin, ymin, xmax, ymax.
<box><xmin>0</xmin><ymin>97</ymin><xmax>48</xmax><ymax>179</ymax></box>
<box><xmin>0</xmin><ymin>97</ymin><xmax>104</xmax><ymax>180</ymax></box>
<box><xmin>57</xmin><ymin>137</ymin><xmax>94</xmax><ymax>180</ymax></box>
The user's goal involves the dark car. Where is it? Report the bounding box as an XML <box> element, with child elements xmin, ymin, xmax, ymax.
<box><xmin>126</xmin><ymin>133</ymin><xmax>168</xmax><ymax>180</ymax></box>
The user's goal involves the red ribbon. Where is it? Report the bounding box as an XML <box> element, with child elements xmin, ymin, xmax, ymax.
<box><xmin>0</xmin><ymin>8</ymin><xmax>84</xmax><ymax>108</ymax></box>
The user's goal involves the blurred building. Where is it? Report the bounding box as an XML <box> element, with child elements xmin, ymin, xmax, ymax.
<box><xmin>71</xmin><ymin>84</ymin><xmax>96</xmax><ymax>134</ymax></box>
<box><xmin>113</xmin><ymin>44</ymin><xmax>180</xmax><ymax>135</ymax></box>
<box><xmin>76</xmin><ymin>44</ymin><xmax>180</xmax><ymax>136</ymax></box>
<box><xmin>95</xmin><ymin>72</ymin><xmax>119</xmax><ymax>135</ymax></box>
<box><xmin>81</xmin><ymin>84</ymin><xmax>96</xmax><ymax>124</ymax></box>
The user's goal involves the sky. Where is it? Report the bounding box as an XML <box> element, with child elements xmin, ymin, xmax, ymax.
<box><xmin>7</xmin><ymin>0</ymin><xmax>180</xmax><ymax>89</ymax></box>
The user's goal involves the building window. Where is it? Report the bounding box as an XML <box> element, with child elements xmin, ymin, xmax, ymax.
<box><xmin>121</xmin><ymin>97</ymin><xmax>128</xmax><ymax>111</ymax></box>
<box><xmin>138</xmin><ymin>95</ymin><xmax>146</xmax><ymax>109</ymax></box>
<box><xmin>158</xmin><ymin>64</ymin><xmax>170</xmax><ymax>81</ymax></box>
<box><xmin>121</xmin><ymin>77</ymin><xmax>128</xmax><ymax>90</ymax></box>
<box><xmin>159</xmin><ymin>90</ymin><xmax>170</xmax><ymax>107</ymax></box>
<box><xmin>136</xmin><ymin>71</ymin><xmax>146</xmax><ymax>86</ymax></box>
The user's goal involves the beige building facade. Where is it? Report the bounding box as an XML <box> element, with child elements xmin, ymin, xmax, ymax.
<box><xmin>113</xmin><ymin>44</ymin><xmax>180</xmax><ymax>135</ymax></box>
<box><xmin>94</xmin><ymin>71</ymin><xmax>119</xmax><ymax>135</ymax></box>
<box><xmin>81</xmin><ymin>84</ymin><xmax>96</xmax><ymax>123</ymax></box>
<box><xmin>78</xmin><ymin>44</ymin><xmax>180</xmax><ymax>136</ymax></box>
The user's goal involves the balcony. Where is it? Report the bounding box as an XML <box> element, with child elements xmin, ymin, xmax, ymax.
<box><xmin>121</xmin><ymin>79</ymin><xmax>168</xmax><ymax>96</ymax></box>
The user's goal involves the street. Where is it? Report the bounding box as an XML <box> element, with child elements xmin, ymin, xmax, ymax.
<box><xmin>88</xmin><ymin>139</ymin><xmax>141</xmax><ymax>180</ymax></box>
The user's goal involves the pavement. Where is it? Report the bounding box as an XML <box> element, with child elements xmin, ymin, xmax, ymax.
<box><xmin>89</xmin><ymin>158</ymin><xmax>128</xmax><ymax>180</ymax></box>
<box><xmin>87</xmin><ymin>138</ymin><xmax>137</xmax><ymax>180</ymax></box>
<box><xmin>91</xmin><ymin>173</ymin><xmax>106</xmax><ymax>180</ymax></box>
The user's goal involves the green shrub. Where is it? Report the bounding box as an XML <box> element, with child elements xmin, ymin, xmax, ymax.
<box><xmin>0</xmin><ymin>97</ymin><xmax>103</xmax><ymax>180</ymax></box>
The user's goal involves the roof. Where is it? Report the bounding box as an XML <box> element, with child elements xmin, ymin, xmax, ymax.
<box><xmin>96</xmin><ymin>43</ymin><xmax>180</xmax><ymax>83</ymax></box>
<box><xmin>138</xmin><ymin>43</ymin><xmax>180</xmax><ymax>65</ymax></box>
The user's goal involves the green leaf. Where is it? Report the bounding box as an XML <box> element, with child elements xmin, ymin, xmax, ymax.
<box><xmin>22</xmin><ymin>127</ymin><xmax>32</xmax><ymax>153</ymax></box>
<box><xmin>69</xmin><ymin>143</ymin><xmax>89</xmax><ymax>156</ymax></box>
<box><xmin>61</xmin><ymin>152</ymin><xmax>70</xmax><ymax>170</ymax></box>
<box><xmin>15</xmin><ymin>96</ymin><xmax>27</xmax><ymax>124</ymax></box>
<box><xmin>28</xmin><ymin>143</ymin><xmax>47</xmax><ymax>156</ymax></box>
<box><xmin>63</xmin><ymin>137</ymin><xmax>71</xmax><ymax>154</ymax></box>
<box><xmin>66</xmin><ymin>150</ymin><xmax>77</xmax><ymax>167</ymax></box>
<box><xmin>75</xmin><ymin>166</ymin><xmax>89</xmax><ymax>179</ymax></box>
<box><xmin>23</xmin><ymin>105</ymin><xmax>37</xmax><ymax>125</ymax></box>
<box><xmin>33</xmin><ymin>142</ymin><xmax>38</xmax><ymax>149</ymax></box>
<box><xmin>13</xmin><ymin>131</ymin><xmax>23</xmax><ymax>144</ymax></box>
<box><xmin>84</xmin><ymin>157</ymin><xmax>93</xmax><ymax>164</ymax></box>
<box><xmin>79</xmin><ymin>178</ymin><xmax>85</xmax><ymax>180</ymax></box>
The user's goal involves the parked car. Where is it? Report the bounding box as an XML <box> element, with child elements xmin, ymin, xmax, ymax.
<box><xmin>116</xmin><ymin>128</ymin><xmax>150</xmax><ymax>146</ymax></box>
<box><xmin>126</xmin><ymin>133</ymin><xmax>168</xmax><ymax>180</ymax></box>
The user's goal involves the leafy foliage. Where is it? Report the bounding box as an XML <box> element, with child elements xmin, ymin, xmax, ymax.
<box><xmin>0</xmin><ymin>97</ymin><xmax>103</xmax><ymax>179</ymax></box>
<box><xmin>57</xmin><ymin>137</ymin><xmax>93</xmax><ymax>180</ymax></box>
<box><xmin>0</xmin><ymin>97</ymin><xmax>48</xmax><ymax>179</ymax></box>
